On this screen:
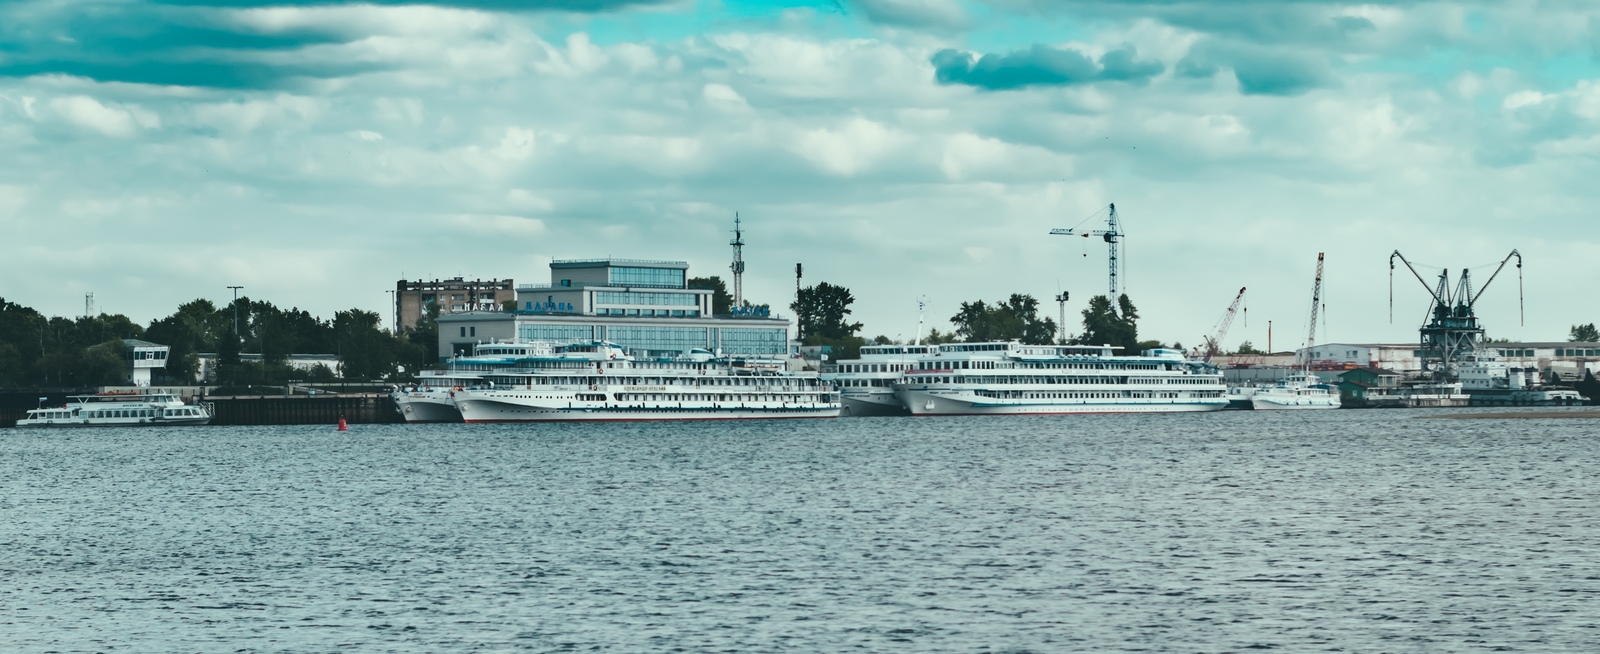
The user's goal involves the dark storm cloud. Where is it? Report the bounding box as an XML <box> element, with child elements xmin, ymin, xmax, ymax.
<box><xmin>932</xmin><ymin>44</ymin><xmax>1163</xmax><ymax>91</ymax></box>
<box><xmin>0</xmin><ymin>3</ymin><xmax>377</xmax><ymax>87</ymax></box>
<box><xmin>0</xmin><ymin>0</ymin><xmax>673</xmax><ymax>89</ymax></box>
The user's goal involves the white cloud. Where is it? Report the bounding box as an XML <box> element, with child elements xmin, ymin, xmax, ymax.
<box><xmin>49</xmin><ymin>96</ymin><xmax>146</xmax><ymax>137</ymax></box>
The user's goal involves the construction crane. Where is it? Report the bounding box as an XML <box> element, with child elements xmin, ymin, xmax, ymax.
<box><xmin>1199</xmin><ymin>287</ymin><xmax>1246</xmax><ymax>363</ymax></box>
<box><xmin>1301</xmin><ymin>253</ymin><xmax>1325</xmax><ymax>368</ymax></box>
<box><xmin>1390</xmin><ymin>249</ymin><xmax>1523</xmax><ymax>379</ymax></box>
<box><xmin>1051</xmin><ymin>203</ymin><xmax>1123</xmax><ymax>298</ymax></box>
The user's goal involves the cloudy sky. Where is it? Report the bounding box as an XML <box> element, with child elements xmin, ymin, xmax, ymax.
<box><xmin>3</xmin><ymin>0</ymin><xmax>1597</xmax><ymax>350</ymax></box>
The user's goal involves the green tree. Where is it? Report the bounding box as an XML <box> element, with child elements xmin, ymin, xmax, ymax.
<box><xmin>688</xmin><ymin>276</ymin><xmax>732</xmax><ymax>315</ymax></box>
<box><xmin>1571</xmin><ymin>323</ymin><xmax>1599</xmax><ymax>342</ymax></box>
<box><xmin>950</xmin><ymin>294</ymin><xmax>1057</xmax><ymax>344</ymax></box>
<box><xmin>81</xmin><ymin>339</ymin><xmax>130</xmax><ymax>387</ymax></box>
<box><xmin>1076</xmin><ymin>294</ymin><xmax>1139</xmax><ymax>352</ymax></box>
<box><xmin>1235</xmin><ymin>341</ymin><xmax>1263</xmax><ymax>355</ymax></box>
<box><xmin>922</xmin><ymin>328</ymin><xmax>961</xmax><ymax>345</ymax></box>
<box><xmin>792</xmin><ymin>282</ymin><xmax>863</xmax><ymax>341</ymax></box>
<box><xmin>334</xmin><ymin>309</ymin><xmax>395</xmax><ymax>380</ymax></box>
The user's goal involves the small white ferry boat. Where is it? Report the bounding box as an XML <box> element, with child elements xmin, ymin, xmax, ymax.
<box><xmin>893</xmin><ymin>342</ymin><xmax>1228</xmax><ymax>416</ymax></box>
<box><xmin>828</xmin><ymin>344</ymin><xmax>938</xmax><ymax>416</ymax></box>
<box><xmin>452</xmin><ymin>341</ymin><xmax>839</xmax><ymax>422</ymax></box>
<box><xmin>1248</xmin><ymin>372</ymin><xmax>1341</xmax><ymax>410</ymax></box>
<box><xmin>17</xmin><ymin>391</ymin><xmax>213</xmax><ymax>428</ymax></box>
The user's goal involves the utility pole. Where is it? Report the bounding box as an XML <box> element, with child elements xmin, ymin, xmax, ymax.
<box><xmin>227</xmin><ymin>286</ymin><xmax>244</xmax><ymax>336</ymax></box>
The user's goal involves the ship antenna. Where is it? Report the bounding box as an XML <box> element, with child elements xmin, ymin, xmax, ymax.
<box><xmin>915</xmin><ymin>296</ymin><xmax>926</xmax><ymax>346</ymax></box>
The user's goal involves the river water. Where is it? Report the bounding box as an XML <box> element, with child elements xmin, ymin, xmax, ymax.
<box><xmin>3</xmin><ymin>409</ymin><xmax>1598</xmax><ymax>652</ymax></box>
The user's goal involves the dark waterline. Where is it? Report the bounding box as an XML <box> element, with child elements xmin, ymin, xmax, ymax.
<box><xmin>4</xmin><ymin>408</ymin><xmax>1598</xmax><ymax>651</ymax></box>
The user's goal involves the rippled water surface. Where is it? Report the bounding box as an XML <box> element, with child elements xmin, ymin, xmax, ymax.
<box><xmin>4</xmin><ymin>409</ymin><xmax>1600</xmax><ymax>652</ymax></box>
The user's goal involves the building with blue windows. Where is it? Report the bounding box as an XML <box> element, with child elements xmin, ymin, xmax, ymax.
<box><xmin>435</xmin><ymin>258</ymin><xmax>791</xmax><ymax>361</ymax></box>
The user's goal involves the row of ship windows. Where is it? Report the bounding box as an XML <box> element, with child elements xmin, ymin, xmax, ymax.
<box><xmin>977</xmin><ymin>391</ymin><xmax>1222</xmax><ymax>399</ymax></box>
<box><xmin>940</xmin><ymin>361</ymin><xmax>1163</xmax><ymax>371</ymax></box>
<box><xmin>498</xmin><ymin>393</ymin><xmax>829</xmax><ymax>403</ymax></box>
<box><xmin>491</xmin><ymin>377</ymin><xmax>818</xmax><ymax>388</ymax></box>
<box><xmin>912</xmin><ymin>376</ymin><xmax>1213</xmax><ymax>385</ymax></box>
<box><xmin>839</xmin><ymin>363</ymin><xmax>909</xmax><ymax>373</ymax></box>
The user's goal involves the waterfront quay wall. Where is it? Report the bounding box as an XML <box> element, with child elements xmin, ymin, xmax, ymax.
<box><xmin>206</xmin><ymin>394</ymin><xmax>402</xmax><ymax>426</ymax></box>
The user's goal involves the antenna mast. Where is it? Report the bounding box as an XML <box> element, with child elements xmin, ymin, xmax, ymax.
<box><xmin>84</xmin><ymin>292</ymin><xmax>94</xmax><ymax>319</ymax></box>
<box><xmin>729</xmin><ymin>214</ymin><xmax>746</xmax><ymax>309</ymax></box>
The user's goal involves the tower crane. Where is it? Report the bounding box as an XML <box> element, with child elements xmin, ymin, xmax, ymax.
<box><xmin>1051</xmin><ymin>203</ymin><xmax>1123</xmax><ymax>298</ymax></box>
<box><xmin>1199</xmin><ymin>287</ymin><xmax>1246</xmax><ymax>363</ymax></box>
<box><xmin>1301</xmin><ymin>253</ymin><xmax>1325</xmax><ymax>368</ymax></box>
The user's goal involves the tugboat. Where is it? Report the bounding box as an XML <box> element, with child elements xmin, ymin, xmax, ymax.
<box><xmin>16</xmin><ymin>390</ymin><xmax>213</xmax><ymax>428</ymax></box>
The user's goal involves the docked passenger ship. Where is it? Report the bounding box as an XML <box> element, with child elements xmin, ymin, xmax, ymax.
<box><xmin>17</xmin><ymin>391</ymin><xmax>213</xmax><ymax>428</ymax></box>
<box><xmin>893</xmin><ymin>342</ymin><xmax>1227</xmax><ymax>415</ymax></box>
<box><xmin>828</xmin><ymin>344</ymin><xmax>939</xmax><ymax>416</ymax></box>
<box><xmin>392</xmin><ymin>340</ymin><xmax>555</xmax><ymax>423</ymax></box>
<box><xmin>451</xmin><ymin>341</ymin><xmax>839</xmax><ymax>422</ymax></box>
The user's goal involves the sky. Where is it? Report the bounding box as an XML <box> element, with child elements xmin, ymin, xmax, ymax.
<box><xmin>2</xmin><ymin>0</ymin><xmax>1598</xmax><ymax>351</ymax></box>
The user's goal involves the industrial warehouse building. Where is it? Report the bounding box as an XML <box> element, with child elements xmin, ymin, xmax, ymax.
<box><xmin>435</xmin><ymin>258</ymin><xmax>790</xmax><ymax>361</ymax></box>
<box><xmin>1297</xmin><ymin>342</ymin><xmax>1600</xmax><ymax>380</ymax></box>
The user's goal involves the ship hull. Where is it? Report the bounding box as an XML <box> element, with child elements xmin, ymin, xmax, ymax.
<box><xmin>1249</xmin><ymin>397</ymin><xmax>1341</xmax><ymax>410</ymax></box>
<box><xmin>842</xmin><ymin>392</ymin><xmax>909</xmax><ymax>417</ymax></box>
<box><xmin>455</xmin><ymin>398</ymin><xmax>840</xmax><ymax>422</ymax></box>
<box><xmin>394</xmin><ymin>394</ymin><xmax>463</xmax><ymax>423</ymax></box>
<box><xmin>896</xmin><ymin>389</ymin><xmax>1226</xmax><ymax>416</ymax></box>
<box><xmin>16</xmin><ymin>417</ymin><xmax>213</xmax><ymax>428</ymax></box>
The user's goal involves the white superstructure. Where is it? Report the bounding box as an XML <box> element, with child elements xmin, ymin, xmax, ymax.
<box><xmin>17</xmin><ymin>391</ymin><xmax>213</xmax><ymax>428</ymax></box>
<box><xmin>1248</xmin><ymin>371</ymin><xmax>1341</xmax><ymax>410</ymax></box>
<box><xmin>828</xmin><ymin>344</ymin><xmax>938</xmax><ymax>416</ymax></box>
<box><xmin>893</xmin><ymin>342</ymin><xmax>1227</xmax><ymax>416</ymax></box>
<box><xmin>452</xmin><ymin>342</ymin><xmax>839</xmax><ymax>422</ymax></box>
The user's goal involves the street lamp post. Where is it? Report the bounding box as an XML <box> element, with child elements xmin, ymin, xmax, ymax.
<box><xmin>227</xmin><ymin>286</ymin><xmax>244</xmax><ymax>336</ymax></box>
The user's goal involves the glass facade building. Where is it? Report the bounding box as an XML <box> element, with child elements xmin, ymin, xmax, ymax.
<box><xmin>595</xmin><ymin>291</ymin><xmax>699</xmax><ymax>306</ymax></box>
<box><xmin>518</xmin><ymin>324</ymin><xmax>597</xmax><ymax>343</ymax></box>
<box><xmin>608</xmin><ymin>266</ymin><xmax>685</xmax><ymax>289</ymax></box>
<box><xmin>607</xmin><ymin>326</ymin><xmax>711</xmax><ymax>354</ymax></box>
<box><xmin>719</xmin><ymin>327</ymin><xmax>789</xmax><ymax>355</ymax></box>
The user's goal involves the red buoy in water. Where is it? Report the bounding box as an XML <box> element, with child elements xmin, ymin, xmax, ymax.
<box><xmin>337</xmin><ymin>417</ymin><xmax>348</xmax><ymax>431</ymax></box>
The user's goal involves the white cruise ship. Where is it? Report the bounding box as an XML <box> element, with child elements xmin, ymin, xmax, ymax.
<box><xmin>1249</xmin><ymin>371</ymin><xmax>1341</xmax><ymax>410</ymax></box>
<box><xmin>894</xmin><ymin>342</ymin><xmax>1228</xmax><ymax>416</ymax></box>
<box><xmin>452</xmin><ymin>341</ymin><xmax>839</xmax><ymax>422</ymax></box>
<box><xmin>393</xmin><ymin>340</ymin><xmax>555</xmax><ymax>423</ymax></box>
<box><xmin>17</xmin><ymin>391</ymin><xmax>213</xmax><ymax>428</ymax></box>
<box><xmin>829</xmin><ymin>344</ymin><xmax>938</xmax><ymax>416</ymax></box>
